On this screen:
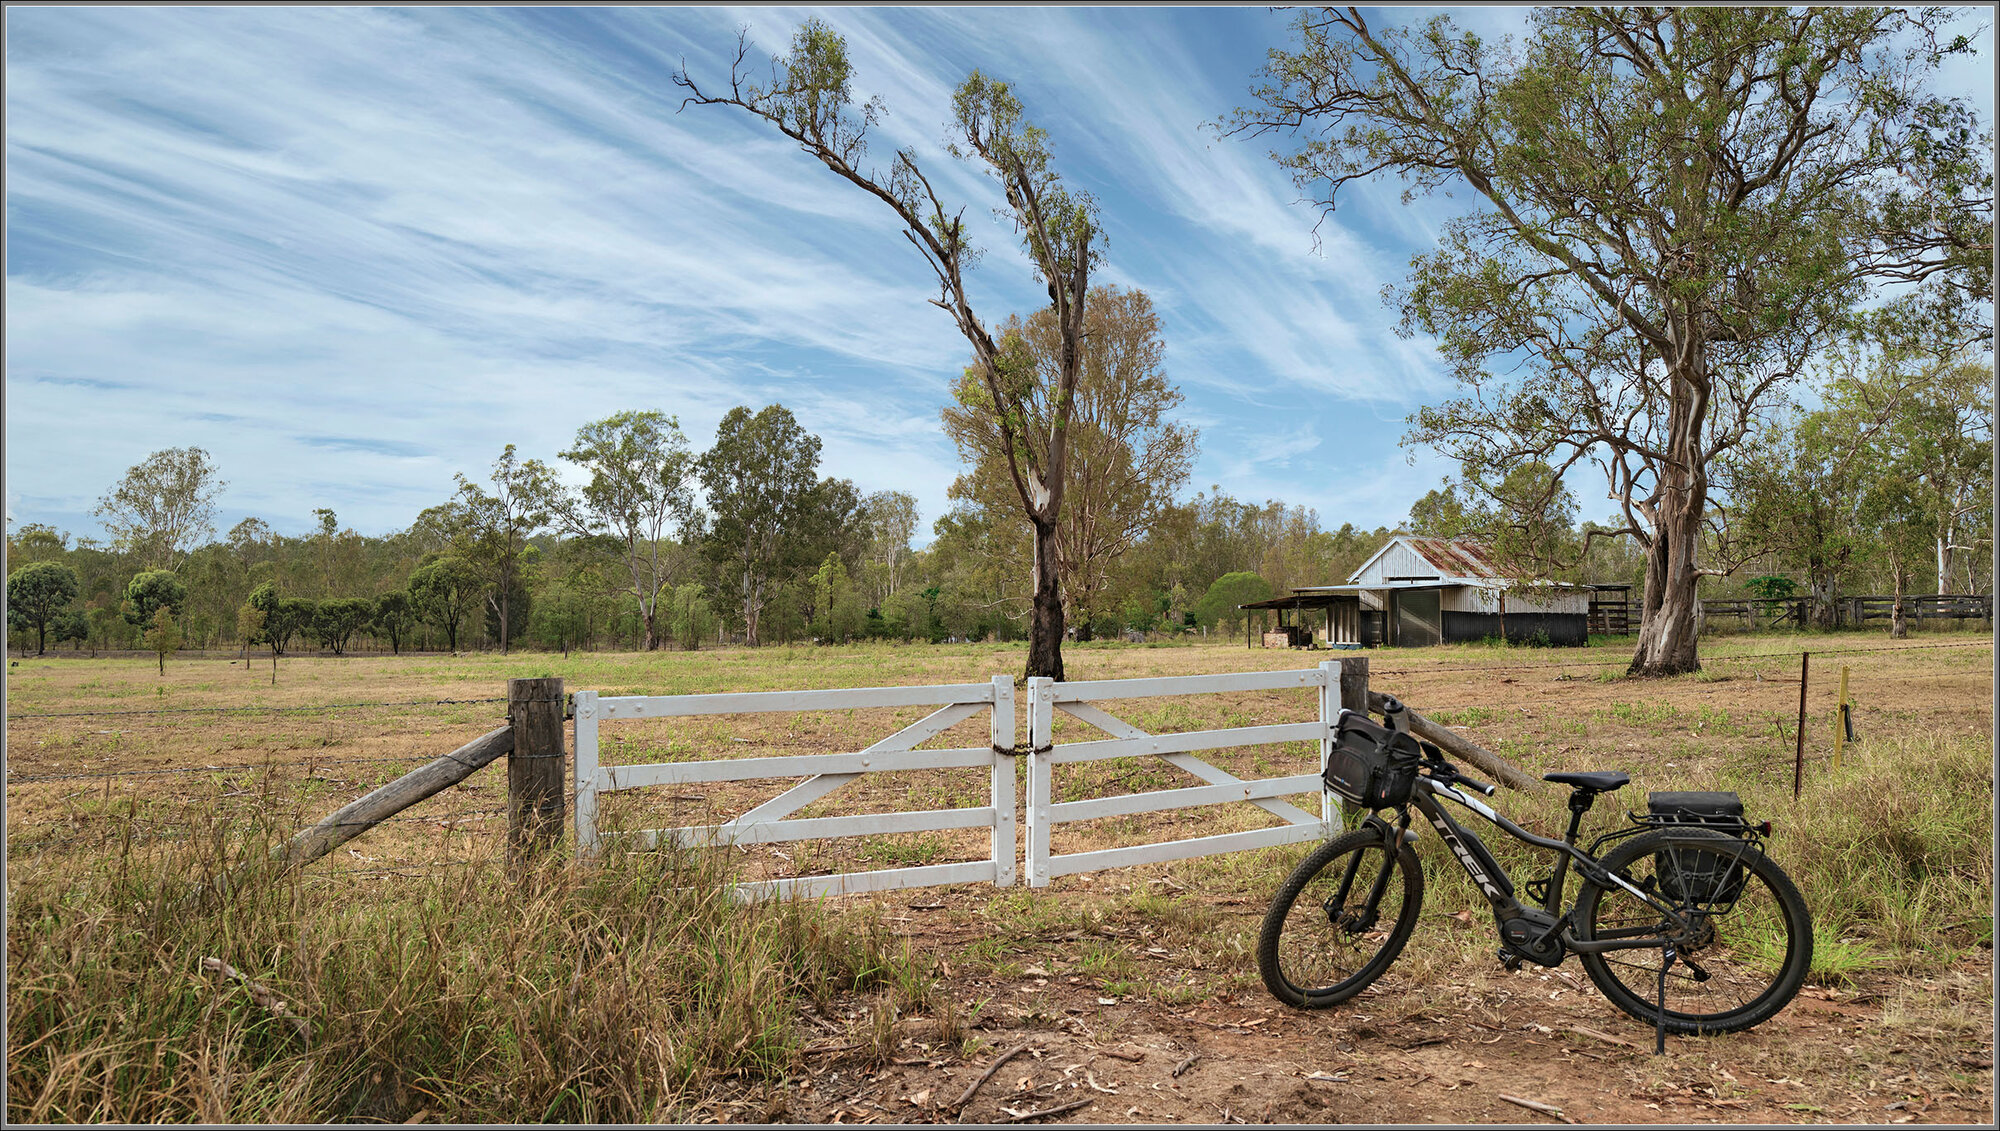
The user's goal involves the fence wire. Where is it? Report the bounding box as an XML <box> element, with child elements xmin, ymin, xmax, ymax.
<box><xmin>6</xmin><ymin>697</ymin><xmax>508</xmax><ymax>721</ymax></box>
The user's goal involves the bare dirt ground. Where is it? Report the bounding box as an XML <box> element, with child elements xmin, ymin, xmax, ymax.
<box><xmin>716</xmin><ymin>882</ymin><xmax>1992</xmax><ymax>1127</ymax></box>
<box><xmin>6</xmin><ymin>634</ymin><xmax>1993</xmax><ymax>1124</ymax></box>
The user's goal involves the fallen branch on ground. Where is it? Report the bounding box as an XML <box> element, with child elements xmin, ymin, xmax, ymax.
<box><xmin>951</xmin><ymin>1042</ymin><xmax>1031</xmax><ymax>1120</ymax></box>
<box><xmin>1497</xmin><ymin>1093</ymin><xmax>1575</xmax><ymax>1123</ymax></box>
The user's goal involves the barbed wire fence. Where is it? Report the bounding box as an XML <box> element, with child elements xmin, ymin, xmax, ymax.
<box><xmin>6</xmin><ymin>637</ymin><xmax>1987</xmax><ymax>868</ymax></box>
<box><xmin>5</xmin><ymin>696</ymin><xmax>522</xmax><ymax>876</ymax></box>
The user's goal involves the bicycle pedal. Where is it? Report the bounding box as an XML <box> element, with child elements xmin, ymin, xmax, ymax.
<box><xmin>1496</xmin><ymin>948</ymin><xmax>1524</xmax><ymax>972</ymax></box>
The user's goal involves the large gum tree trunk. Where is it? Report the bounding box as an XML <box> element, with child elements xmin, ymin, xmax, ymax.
<box><xmin>1028</xmin><ymin>515</ymin><xmax>1066</xmax><ymax>682</ymax></box>
<box><xmin>1629</xmin><ymin>525</ymin><xmax>1704</xmax><ymax>676</ymax></box>
<box><xmin>1628</xmin><ymin>364</ymin><xmax>1707</xmax><ymax>678</ymax></box>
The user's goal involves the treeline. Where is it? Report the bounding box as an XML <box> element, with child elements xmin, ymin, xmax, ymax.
<box><xmin>5</xmin><ymin>417</ymin><xmax>1405</xmax><ymax>658</ymax></box>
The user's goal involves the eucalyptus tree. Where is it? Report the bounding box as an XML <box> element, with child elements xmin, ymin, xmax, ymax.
<box><xmin>677</xmin><ymin>19</ymin><xmax>1099</xmax><ymax>679</ymax></box>
<box><xmin>539</xmin><ymin>411</ymin><xmax>699</xmax><ymax>651</ymax></box>
<box><xmin>93</xmin><ymin>446</ymin><xmax>225</xmax><ymax>571</ymax></box>
<box><xmin>407</xmin><ymin>556</ymin><xmax>481</xmax><ymax>654</ymax></box>
<box><xmin>1231</xmin><ymin>6</ymin><xmax>1979</xmax><ymax>675</ymax></box>
<box><xmin>942</xmin><ymin>286</ymin><xmax>1196</xmax><ymax>638</ymax></box>
<box><xmin>860</xmin><ymin>490</ymin><xmax>919</xmax><ymax>606</ymax></box>
<box><xmin>696</xmin><ymin>404</ymin><xmax>859</xmax><ymax>646</ymax></box>
<box><xmin>445</xmin><ymin>445</ymin><xmax>549</xmax><ymax>655</ymax></box>
<box><xmin>7</xmin><ymin>523</ymin><xmax>68</xmax><ymax>567</ymax></box>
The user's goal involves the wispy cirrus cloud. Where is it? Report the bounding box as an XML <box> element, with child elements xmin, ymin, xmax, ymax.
<box><xmin>8</xmin><ymin>5</ymin><xmax>1988</xmax><ymax>546</ymax></box>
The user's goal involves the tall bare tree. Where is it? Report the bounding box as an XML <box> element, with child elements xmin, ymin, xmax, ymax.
<box><xmin>1229</xmin><ymin>6</ymin><xmax>1978</xmax><ymax>675</ymax></box>
<box><xmin>676</xmin><ymin>18</ymin><xmax>1098</xmax><ymax>679</ymax></box>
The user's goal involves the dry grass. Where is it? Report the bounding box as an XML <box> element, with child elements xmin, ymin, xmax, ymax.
<box><xmin>6</xmin><ymin>631</ymin><xmax>1991</xmax><ymax>1121</ymax></box>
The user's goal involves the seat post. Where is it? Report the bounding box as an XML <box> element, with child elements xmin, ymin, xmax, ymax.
<box><xmin>1563</xmin><ymin>789</ymin><xmax>1596</xmax><ymax>844</ymax></box>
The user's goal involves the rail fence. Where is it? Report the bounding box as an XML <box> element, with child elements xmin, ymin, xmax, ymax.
<box><xmin>572</xmin><ymin>677</ymin><xmax>1018</xmax><ymax>900</ymax></box>
<box><xmin>1022</xmin><ymin>666</ymin><xmax>1340</xmax><ymax>887</ymax></box>
<box><xmin>8</xmin><ymin>638</ymin><xmax>1987</xmax><ymax>892</ymax></box>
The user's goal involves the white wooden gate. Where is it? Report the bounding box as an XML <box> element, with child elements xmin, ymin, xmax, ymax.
<box><xmin>573</xmin><ymin>677</ymin><xmax>1016</xmax><ymax>900</ymax></box>
<box><xmin>1023</xmin><ymin>662</ymin><xmax>1340</xmax><ymax>887</ymax></box>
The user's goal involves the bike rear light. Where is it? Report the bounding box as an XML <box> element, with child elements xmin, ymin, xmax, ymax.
<box><xmin>1756</xmin><ymin>821</ymin><xmax>1772</xmax><ymax>836</ymax></box>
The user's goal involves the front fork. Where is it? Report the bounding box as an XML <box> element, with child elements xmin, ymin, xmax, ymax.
<box><xmin>1324</xmin><ymin>815</ymin><xmax>1415</xmax><ymax>932</ymax></box>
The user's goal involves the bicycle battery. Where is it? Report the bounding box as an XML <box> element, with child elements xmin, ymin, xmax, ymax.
<box><xmin>1324</xmin><ymin>710</ymin><xmax>1422</xmax><ymax>809</ymax></box>
<box><xmin>1645</xmin><ymin>791</ymin><xmax>1753</xmax><ymax>904</ymax></box>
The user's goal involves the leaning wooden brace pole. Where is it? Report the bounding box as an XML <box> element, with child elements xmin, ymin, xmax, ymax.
<box><xmin>1367</xmin><ymin>690</ymin><xmax>1544</xmax><ymax>795</ymax></box>
<box><xmin>268</xmin><ymin>724</ymin><xmax>513</xmax><ymax>869</ymax></box>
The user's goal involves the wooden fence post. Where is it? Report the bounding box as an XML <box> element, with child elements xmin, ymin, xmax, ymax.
<box><xmin>509</xmin><ymin>677</ymin><xmax>566</xmax><ymax>867</ymax></box>
<box><xmin>1338</xmin><ymin>655</ymin><xmax>1370</xmax><ymax>718</ymax></box>
<box><xmin>1792</xmin><ymin>652</ymin><xmax>1809</xmax><ymax>799</ymax></box>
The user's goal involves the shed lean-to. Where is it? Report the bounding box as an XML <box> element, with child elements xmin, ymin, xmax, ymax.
<box><xmin>1240</xmin><ymin>536</ymin><xmax>1591</xmax><ymax>648</ymax></box>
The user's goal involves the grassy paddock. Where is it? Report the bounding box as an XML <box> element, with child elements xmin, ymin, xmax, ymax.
<box><xmin>6</xmin><ymin>634</ymin><xmax>1991</xmax><ymax>1121</ymax></box>
<box><xmin>5</xmin><ymin>819</ymin><xmax>926</xmax><ymax>1124</ymax></box>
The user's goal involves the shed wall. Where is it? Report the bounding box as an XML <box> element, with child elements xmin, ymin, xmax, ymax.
<box><xmin>1353</xmin><ymin>542</ymin><xmax>1445</xmax><ymax>586</ymax></box>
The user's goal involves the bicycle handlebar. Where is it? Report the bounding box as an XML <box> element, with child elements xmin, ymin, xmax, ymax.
<box><xmin>1453</xmin><ymin>773</ymin><xmax>1498</xmax><ymax>797</ymax></box>
<box><xmin>1417</xmin><ymin>740</ymin><xmax>1497</xmax><ymax>797</ymax></box>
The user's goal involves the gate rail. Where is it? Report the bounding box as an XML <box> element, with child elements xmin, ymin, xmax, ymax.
<box><xmin>573</xmin><ymin>677</ymin><xmax>1016</xmax><ymax>900</ymax></box>
<box><xmin>1023</xmin><ymin>663</ymin><xmax>1340</xmax><ymax>887</ymax></box>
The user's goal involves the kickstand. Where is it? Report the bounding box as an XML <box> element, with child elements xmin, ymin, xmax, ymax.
<box><xmin>1654</xmin><ymin>944</ymin><xmax>1677</xmax><ymax>1055</ymax></box>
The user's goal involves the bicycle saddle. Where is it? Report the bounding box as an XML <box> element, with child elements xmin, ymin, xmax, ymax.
<box><xmin>1543</xmin><ymin>770</ymin><xmax>1630</xmax><ymax>792</ymax></box>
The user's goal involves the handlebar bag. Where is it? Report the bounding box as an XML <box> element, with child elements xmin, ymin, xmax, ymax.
<box><xmin>1645</xmin><ymin>791</ymin><xmax>1753</xmax><ymax>904</ymax></box>
<box><xmin>1324</xmin><ymin>710</ymin><xmax>1422</xmax><ymax>809</ymax></box>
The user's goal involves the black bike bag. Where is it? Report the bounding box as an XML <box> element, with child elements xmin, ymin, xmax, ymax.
<box><xmin>1324</xmin><ymin>710</ymin><xmax>1422</xmax><ymax>810</ymax></box>
<box><xmin>1645</xmin><ymin>791</ymin><xmax>1752</xmax><ymax>904</ymax></box>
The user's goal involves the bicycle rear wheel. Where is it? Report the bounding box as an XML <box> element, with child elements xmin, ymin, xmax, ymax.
<box><xmin>1574</xmin><ymin>828</ymin><xmax>1812</xmax><ymax>1034</ymax></box>
<box><xmin>1258</xmin><ymin>828</ymin><xmax>1424</xmax><ymax>1009</ymax></box>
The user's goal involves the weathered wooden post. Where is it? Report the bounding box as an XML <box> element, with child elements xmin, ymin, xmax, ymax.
<box><xmin>508</xmin><ymin>677</ymin><xmax>566</xmax><ymax>868</ymax></box>
<box><xmin>1338</xmin><ymin>655</ymin><xmax>1370</xmax><ymax>718</ymax></box>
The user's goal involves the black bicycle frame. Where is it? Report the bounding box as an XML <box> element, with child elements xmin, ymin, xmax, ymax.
<box><xmin>1400</xmin><ymin>777</ymin><xmax>1696</xmax><ymax>957</ymax></box>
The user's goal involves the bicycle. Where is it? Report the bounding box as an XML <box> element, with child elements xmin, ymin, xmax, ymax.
<box><xmin>1258</xmin><ymin>696</ymin><xmax>1813</xmax><ymax>1052</ymax></box>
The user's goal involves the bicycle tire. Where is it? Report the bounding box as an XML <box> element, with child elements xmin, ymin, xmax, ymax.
<box><xmin>1258</xmin><ymin>828</ymin><xmax>1424</xmax><ymax>1009</ymax></box>
<box><xmin>1573</xmin><ymin>827</ymin><xmax>1812</xmax><ymax>1035</ymax></box>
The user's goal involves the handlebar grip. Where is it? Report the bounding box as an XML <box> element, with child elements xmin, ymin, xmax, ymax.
<box><xmin>1457</xmin><ymin>774</ymin><xmax>1497</xmax><ymax>797</ymax></box>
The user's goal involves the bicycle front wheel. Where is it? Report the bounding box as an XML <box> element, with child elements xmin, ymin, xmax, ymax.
<box><xmin>1258</xmin><ymin>828</ymin><xmax>1424</xmax><ymax>1009</ymax></box>
<box><xmin>1574</xmin><ymin>828</ymin><xmax>1812</xmax><ymax>1034</ymax></box>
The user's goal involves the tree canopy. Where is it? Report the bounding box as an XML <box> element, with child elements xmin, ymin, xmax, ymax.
<box><xmin>8</xmin><ymin>561</ymin><xmax>81</xmax><ymax>656</ymax></box>
<box><xmin>93</xmin><ymin>446</ymin><xmax>225</xmax><ymax>571</ymax></box>
<box><xmin>1231</xmin><ymin>5</ymin><xmax>1982</xmax><ymax>674</ymax></box>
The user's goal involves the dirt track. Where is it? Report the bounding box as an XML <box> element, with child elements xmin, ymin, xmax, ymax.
<box><xmin>716</xmin><ymin>881</ymin><xmax>1993</xmax><ymax>1126</ymax></box>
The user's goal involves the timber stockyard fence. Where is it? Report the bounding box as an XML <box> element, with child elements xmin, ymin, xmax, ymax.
<box><xmin>1582</xmin><ymin>593</ymin><xmax>1992</xmax><ymax>634</ymax></box>
<box><xmin>8</xmin><ymin>640</ymin><xmax>1986</xmax><ymax>896</ymax></box>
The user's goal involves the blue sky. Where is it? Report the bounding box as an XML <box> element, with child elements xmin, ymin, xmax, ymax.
<box><xmin>6</xmin><ymin>6</ymin><xmax>1993</xmax><ymax>548</ymax></box>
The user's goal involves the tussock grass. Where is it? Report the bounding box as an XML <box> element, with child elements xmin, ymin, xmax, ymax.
<box><xmin>1732</xmin><ymin>731</ymin><xmax>1994</xmax><ymax>981</ymax></box>
<box><xmin>6</xmin><ymin>812</ymin><xmax>907</xmax><ymax>1124</ymax></box>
